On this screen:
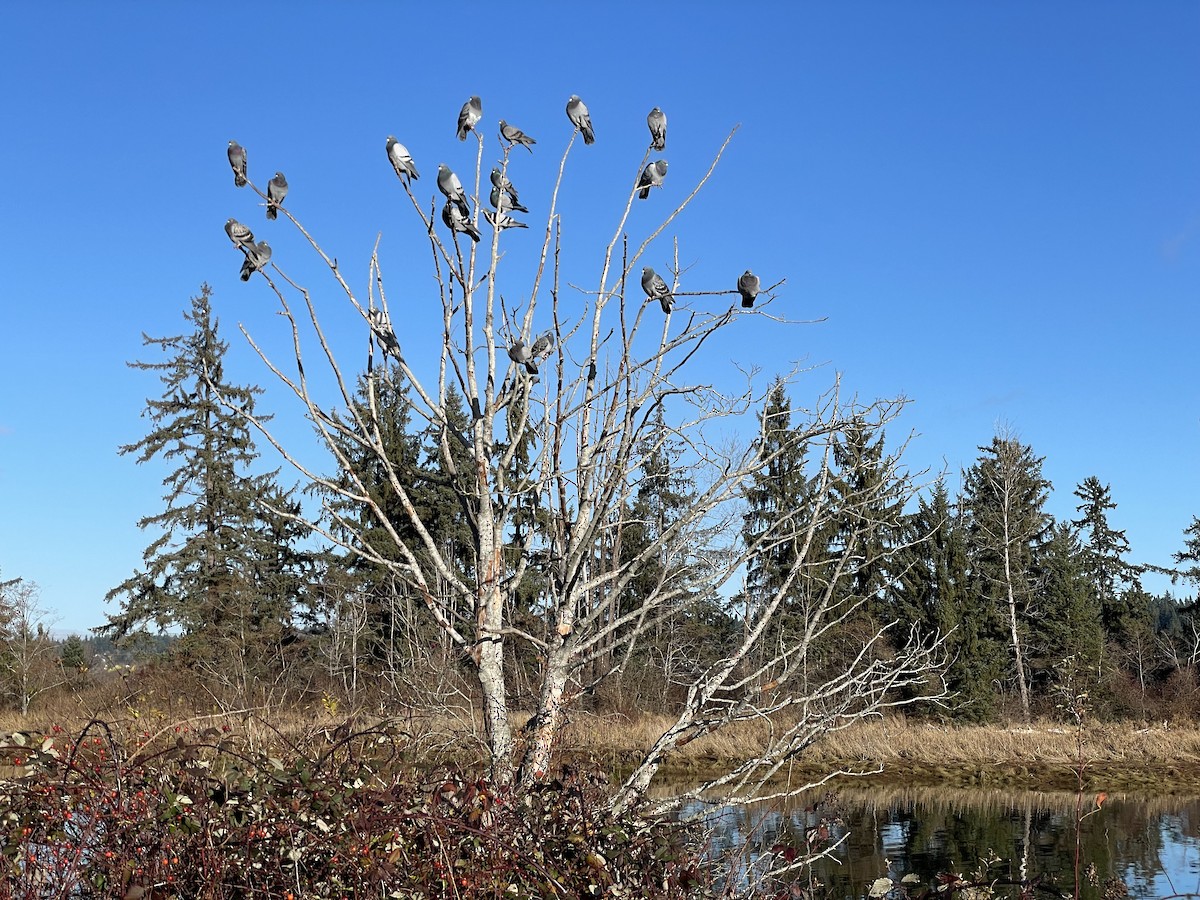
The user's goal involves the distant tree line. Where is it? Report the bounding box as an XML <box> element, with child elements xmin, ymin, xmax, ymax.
<box><xmin>22</xmin><ymin>289</ymin><xmax>1183</xmax><ymax>725</ymax></box>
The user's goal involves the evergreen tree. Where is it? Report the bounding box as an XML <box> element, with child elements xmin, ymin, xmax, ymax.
<box><xmin>1173</xmin><ymin>516</ymin><xmax>1200</xmax><ymax>585</ymax></box>
<box><xmin>1035</xmin><ymin>522</ymin><xmax>1103</xmax><ymax>699</ymax></box>
<box><xmin>741</xmin><ymin>378</ymin><xmax>814</xmax><ymax>675</ymax></box>
<box><xmin>1072</xmin><ymin>476</ymin><xmax>1137</xmax><ymax>636</ymax></box>
<box><xmin>960</xmin><ymin>432</ymin><xmax>1052</xmax><ymax>722</ymax></box>
<box><xmin>101</xmin><ymin>286</ymin><xmax>313</xmax><ymax>676</ymax></box>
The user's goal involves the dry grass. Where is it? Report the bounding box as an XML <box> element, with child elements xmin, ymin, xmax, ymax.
<box><xmin>7</xmin><ymin>682</ymin><xmax>1200</xmax><ymax>791</ymax></box>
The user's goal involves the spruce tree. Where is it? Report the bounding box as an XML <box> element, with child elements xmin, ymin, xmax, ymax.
<box><xmin>101</xmin><ymin>286</ymin><xmax>312</xmax><ymax>673</ymax></box>
<box><xmin>741</xmin><ymin>378</ymin><xmax>813</xmax><ymax>675</ymax></box>
<box><xmin>1072</xmin><ymin>476</ymin><xmax>1137</xmax><ymax>636</ymax></box>
<box><xmin>960</xmin><ymin>432</ymin><xmax>1052</xmax><ymax>721</ymax></box>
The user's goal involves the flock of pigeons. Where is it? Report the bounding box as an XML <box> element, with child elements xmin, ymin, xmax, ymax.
<box><xmin>223</xmin><ymin>94</ymin><xmax>765</xmax><ymax>376</ymax></box>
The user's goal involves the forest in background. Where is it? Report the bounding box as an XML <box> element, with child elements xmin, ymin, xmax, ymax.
<box><xmin>3</xmin><ymin>286</ymin><xmax>1198</xmax><ymax>729</ymax></box>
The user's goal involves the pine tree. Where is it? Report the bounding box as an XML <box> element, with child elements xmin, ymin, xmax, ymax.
<box><xmin>1035</xmin><ymin>522</ymin><xmax>1103</xmax><ymax>696</ymax></box>
<box><xmin>741</xmin><ymin>378</ymin><xmax>814</xmax><ymax>676</ymax></box>
<box><xmin>101</xmin><ymin>286</ymin><xmax>312</xmax><ymax>677</ymax></box>
<box><xmin>1072</xmin><ymin>476</ymin><xmax>1137</xmax><ymax>636</ymax></box>
<box><xmin>960</xmin><ymin>432</ymin><xmax>1052</xmax><ymax>722</ymax></box>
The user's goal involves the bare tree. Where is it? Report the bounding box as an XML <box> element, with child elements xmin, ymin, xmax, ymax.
<box><xmin>0</xmin><ymin>575</ymin><xmax>64</xmax><ymax>715</ymax></box>
<box><xmin>222</xmin><ymin>103</ymin><xmax>948</xmax><ymax>805</ymax></box>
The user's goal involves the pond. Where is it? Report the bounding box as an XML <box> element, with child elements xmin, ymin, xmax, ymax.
<box><xmin>700</xmin><ymin>784</ymin><xmax>1200</xmax><ymax>899</ymax></box>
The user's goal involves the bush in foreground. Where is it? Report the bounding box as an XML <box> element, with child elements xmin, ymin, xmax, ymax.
<box><xmin>0</xmin><ymin>721</ymin><xmax>716</xmax><ymax>899</ymax></box>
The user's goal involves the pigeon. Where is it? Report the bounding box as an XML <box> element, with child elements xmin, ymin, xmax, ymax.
<box><xmin>490</xmin><ymin>168</ymin><xmax>521</xmax><ymax>205</ymax></box>
<box><xmin>436</xmin><ymin>164</ymin><xmax>471</xmax><ymax>218</ymax></box>
<box><xmin>647</xmin><ymin>107</ymin><xmax>667</xmax><ymax>151</ymax></box>
<box><xmin>529</xmin><ymin>330</ymin><xmax>555</xmax><ymax>368</ymax></box>
<box><xmin>457</xmin><ymin>95</ymin><xmax>483</xmax><ymax>141</ymax></box>
<box><xmin>240</xmin><ymin>240</ymin><xmax>272</xmax><ymax>281</ymax></box>
<box><xmin>566</xmin><ymin>95</ymin><xmax>594</xmax><ymax>145</ymax></box>
<box><xmin>508</xmin><ymin>331</ymin><xmax>554</xmax><ymax>374</ymax></box>
<box><xmin>368</xmin><ymin>308</ymin><xmax>402</xmax><ymax>359</ymax></box>
<box><xmin>266</xmin><ymin>172</ymin><xmax>288</xmax><ymax>220</ymax></box>
<box><xmin>641</xmin><ymin>267</ymin><xmax>673</xmax><ymax>313</ymax></box>
<box><xmin>484</xmin><ymin>209</ymin><xmax>529</xmax><ymax>231</ymax></box>
<box><xmin>386</xmin><ymin>136</ymin><xmax>419</xmax><ymax>183</ymax></box>
<box><xmin>225</xmin><ymin>218</ymin><xmax>255</xmax><ymax>251</ymax></box>
<box><xmin>227</xmin><ymin>141</ymin><xmax>247</xmax><ymax>188</ymax></box>
<box><xmin>489</xmin><ymin>185</ymin><xmax>528</xmax><ymax>214</ymax></box>
<box><xmin>637</xmin><ymin>160</ymin><xmax>668</xmax><ymax>200</ymax></box>
<box><xmin>499</xmin><ymin>119</ymin><xmax>536</xmax><ymax>152</ymax></box>
<box><xmin>737</xmin><ymin>270</ymin><xmax>761</xmax><ymax>308</ymax></box>
<box><xmin>507</xmin><ymin>338</ymin><xmax>535</xmax><ymax>373</ymax></box>
<box><xmin>442</xmin><ymin>199</ymin><xmax>481</xmax><ymax>242</ymax></box>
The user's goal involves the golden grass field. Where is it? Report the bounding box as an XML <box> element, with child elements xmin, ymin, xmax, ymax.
<box><xmin>5</xmin><ymin>689</ymin><xmax>1200</xmax><ymax>793</ymax></box>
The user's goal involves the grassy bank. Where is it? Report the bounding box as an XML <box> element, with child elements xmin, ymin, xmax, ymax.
<box><xmin>558</xmin><ymin>715</ymin><xmax>1200</xmax><ymax>792</ymax></box>
<box><xmin>6</xmin><ymin>696</ymin><xmax>1200</xmax><ymax>793</ymax></box>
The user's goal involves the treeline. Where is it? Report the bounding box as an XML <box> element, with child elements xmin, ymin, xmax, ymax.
<box><xmin>5</xmin><ymin>289</ymin><xmax>1198</xmax><ymax>725</ymax></box>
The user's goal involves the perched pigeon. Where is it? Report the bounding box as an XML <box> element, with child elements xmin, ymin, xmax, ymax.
<box><xmin>436</xmin><ymin>164</ymin><xmax>471</xmax><ymax>218</ymax></box>
<box><xmin>498</xmin><ymin>119</ymin><xmax>536</xmax><ymax>152</ymax></box>
<box><xmin>490</xmin><ymin>167</ymin><xmax>521</xmax><ymax>205</ymax></box>
<box><xmin>442</xmin><ymin>199</ymin><xmax>481</xmax><ymax>242</ymax></box>
<box><xmin>566</xmin><ymin>95</ymin><xmax>594</xmax><ymax>145</ymax></box>
<box><xmin>484</xmin><ymin>209</ymin><xmax>529</xmax><ymax>231</ymax></box>
<box><xmin>240</xmin><ymin>240</ymin><xmax>272</xmax><ymax>281</ymax></box>
<box><xmin>386</xmin><ymin>136</ymin><xmax>419</xmax><ymax>183</ymax></box>
<box><xmin>647</xmin><ymin>107</ymin><xmax>667</xmax><ymax>151</ymax></box>
<box><xmin>457</xmin><ymin>95</ymin><xmax>483</xmax><ymax>141</ymax></box>
<box><xmin>508</xmin><ymin>331</ymin><xmax>554</xmax><ymax>375</ymax></box>
<box><xmin>225</xmin><ymin>218</ymin><xmax>255</xmax><ymax>251</ymax></box>
<box><xmin>737</xmin><ymin>270</ymin><xmax>761</xmax><ymax>308</ymax></box>
<box><xmin>641</xmin><ymin>267</ymin><xmax>673</xmax><ymax>313</ymax></box>
<box><xmin>368</xmin><ymin>308</ymin><xmax>402</xmax><ymax>359</ymax></box>
<box><xmin>529</xmin><ymin>330</ymin><xmax>555</xmax><ymax>368</ymax></box>
<box><xmin>637</xmin><ymin>160</ymin><xmax>668</xmax><ymax>200</ymax></box>
<box><xmin>266</xmin><ymin>171</ymin><xmax>288</xmax><ymax>220</ymax></box>
<box><xmin>507</xmin><ymin>338</ymin><xmax>535</xmax><ymax>373</ymax></box>
<box><xmin>227</xmin><ymin>141</ymin><xmax>247</xmax><ymax>188</ymax></box>
<box><xmin>489</xmin><ymin>185</ymin><xmax>529</xmax><ymax>214</ymax></box>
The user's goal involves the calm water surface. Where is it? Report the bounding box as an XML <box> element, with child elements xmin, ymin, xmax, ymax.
<box><xmin>699</xmin><ymin>785</ymin><xmax>1200</xmax><ymax>899</ymax></box>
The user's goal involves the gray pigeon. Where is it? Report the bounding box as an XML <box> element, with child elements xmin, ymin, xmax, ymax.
<box><xmin>227</xmin><ymin>141</ymin><xmax>247</xmax><ymax>188</ymax></box>
<box><xmin>641</xmin><ymin>267</ymin><xmax>672</xmax><ymax>313</ymax></box>
<box><xmin>507</xmin><ymin>338</ymin><xmax>535</xmax><ymax>374</ymax></box>
<box><xmin>484</xmin><ymin>209</ymin><xmax>529</xmax><ymax>231</ymax></box>
<box><xmin>489</xmin><ymin>185</ymin><xmax>528</xmax><ymax>214</ymax></box>
<box><xmin>737</xmin><ymin>270</ymin><xmax>761</xmax><ymax>308</ymax></box>
<box><xmin>499</xmin><ymin>119</ymin><xmax>536</xmax><ymax>152</ymax></box>
<box><xmin>240</xmin><ymin>240</ymin><xmax>272</xmax><ymax>281</ymax></box>
<box><xmin>637</xmin><ymin>160</ymin><xmax>668</xmax><ymax>200</ymax></box>
<box><xmin>436</xmin><ymin>164</ymin><xmax>471</xmax><ymax>218</ymax></box>
<box><xmin>368</xmin><ymin>308</ymin><xmax>402</xmax><ymax>359</ymax></box>
<box><xmin>386</xmin><ymin>136</ymin><xmax>419</xmax><ymax>183</ymax></box>
<box><xmin>566</xmin><ymin>95</ymin><xmax>594</xmax><ymax>145</ymax></box>
<box><xmin>266</xmin><ymin>172</ymin><xmax>288</xmax><ymax>220</ymax></box>
<box><xmin>529</xmin><ymin>330</ymin><xmax>555</xmax><ymax>368</ymax></box>
<box><xmin>457</xmin><ymin>95</ymin><xmax>483</xmax><ymax>141</ymax></box>
<box><xmin>647</xmin><ymin>107</ymin><xmax>667</xmax><ymax>151</ymax></box>
<box><xmin>225</xmin><ymin>218</ymin><xmax>255</xmax><ymax>251</ymax></box>
<box><xmin>490</xmin><ymin>167</ymin><xmax>521</xmax><ymax>205</ymax></box>
<box><xmin>442</xmin><ymin>200</ymin><xmax>481</xmax><ymax>243</ymax></box>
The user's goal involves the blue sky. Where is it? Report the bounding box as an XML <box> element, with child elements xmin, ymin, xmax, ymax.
<box><xmin>1</xmin><ymin>3</ymin><xmax>1196</xmax><ymax>634</ymax></box>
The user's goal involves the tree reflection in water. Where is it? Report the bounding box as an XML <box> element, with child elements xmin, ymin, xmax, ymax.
<box><xmin>697</xmin><ymin>785</ymin><xmax>1200</xmax><ymax>899</ymax></box>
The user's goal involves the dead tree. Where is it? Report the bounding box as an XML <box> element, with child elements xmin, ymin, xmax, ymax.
<box><xmin>223</xmin><ymin>101</ymin><xmax>948</xmax><ymax>803</ymax></box>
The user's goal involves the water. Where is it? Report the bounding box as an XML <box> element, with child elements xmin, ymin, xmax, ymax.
<box><xmin>700</xmin><ymin>784</ymin><xmax>1200</xmax><ymax>899</ymax></box>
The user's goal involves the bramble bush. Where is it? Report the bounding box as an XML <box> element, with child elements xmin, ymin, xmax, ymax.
<box><xmin>0</xmin><ymin>720</ymin><xmax>719</xmax><ymax>899</ymax></box>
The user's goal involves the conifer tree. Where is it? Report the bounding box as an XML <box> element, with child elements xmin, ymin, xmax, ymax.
<box><xmin>960</xmin><ymin>431</ymin><xmax>1052</xmax><ymax>722</ymax></box>
<box><xmin>1072</xmin><ymin>476</ymin><xmax>1137</xmax><ymax>636</ymax></box>
<box><xmin>101</xmin><ymin>286</ymin><xmax>312</xmax><ymax>676</ymax></box>
<box><xmin>741</xmin><ymin>378</ymin><xmax>814</xmax><ymax>676</ymax></box>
